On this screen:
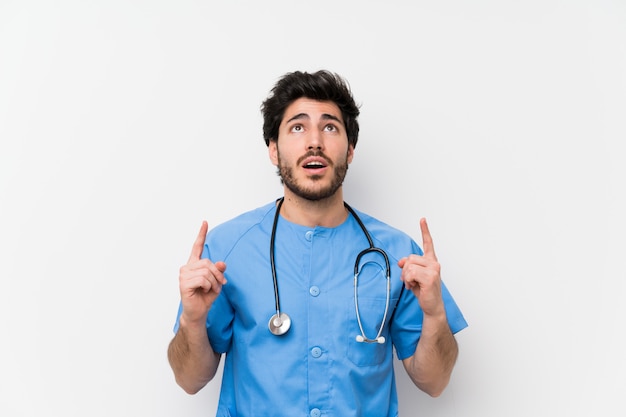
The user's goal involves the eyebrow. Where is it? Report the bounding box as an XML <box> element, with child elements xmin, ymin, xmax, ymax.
<box><xmin>285</xmin><ymin>113</ymin><xmax>343</xmax><ymax>124</ymax></box>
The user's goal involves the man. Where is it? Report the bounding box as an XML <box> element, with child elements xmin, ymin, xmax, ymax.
<box><xmin>168</xmin><ymin>70</ymin><xmax>467</xmax><ymax>417</ymax></box>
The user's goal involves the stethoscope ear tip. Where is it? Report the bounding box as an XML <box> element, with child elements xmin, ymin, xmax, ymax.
<box><xmin>356</xmin><ymin>335</ymin><xmax>386</xmax><ymax>344</ymax></box>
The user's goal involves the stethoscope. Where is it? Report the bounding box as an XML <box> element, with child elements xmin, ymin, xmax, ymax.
<box><xmin>268</xmin><ymin>197</ymin><xmax>391</xmax><ymax>344</ymax></box>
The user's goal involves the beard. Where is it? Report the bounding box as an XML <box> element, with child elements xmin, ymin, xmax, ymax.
<box><xmin>276</xmin><ymin>150</ymin><xmax>349</xmax><ymax>201</ymax></box>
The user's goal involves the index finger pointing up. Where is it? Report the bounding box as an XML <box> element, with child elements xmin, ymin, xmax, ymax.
<box><xmin>420</xmin><ymin>217</ymin><xmax>437</xmax><ymax>259</ymax></box>
<box><xmin>188</xmin><ymin>221</ymin><xmax>208</xmax><ymax>262</ymax></box>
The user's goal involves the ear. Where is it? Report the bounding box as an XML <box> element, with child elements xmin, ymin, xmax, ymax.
<box><xmin>347</xmin><ymin>144</ymin><xmax>355</xmax><ymax>164</ymax></box>
<box><xmin>268</xmin><ymin>140</ymin><xmax>278</xmax><ymax>166</ymax></box>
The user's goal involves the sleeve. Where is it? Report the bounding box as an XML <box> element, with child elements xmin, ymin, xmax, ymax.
<box><xmin>203</xmin><ymin>240</ymin><xmax>235</xmax><ymax>354</ymax></box>
<box><xmin>171</xmin><ymin>240</ymin><xmax>235</xmax><ymax>355</ymax></box>
<box><xmin>390</xmin><ymin>241</ymin><xmax>468</xmax><ymax>360</ymax></box>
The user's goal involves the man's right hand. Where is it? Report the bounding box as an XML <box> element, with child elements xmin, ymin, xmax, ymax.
<box><xmin>178</xmin><ymin>221</ymin><xmax>227</xmax><ymax>326</ymax></box>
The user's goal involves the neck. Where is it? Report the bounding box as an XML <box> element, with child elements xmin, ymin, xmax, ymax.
<box><xmin>279</xmin><ymin>189</ymin><xmax>348</xmax><ymax>228</ymax></box>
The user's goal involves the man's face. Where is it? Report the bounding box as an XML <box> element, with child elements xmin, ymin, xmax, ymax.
<box><xmin>268</xmin><ymin>98</ymin><xmax>354</xmax><ymax>201</ymax></box>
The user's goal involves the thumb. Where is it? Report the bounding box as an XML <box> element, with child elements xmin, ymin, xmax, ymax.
<box><xmin>214</xmin><ymin>261</ymin><xmax>227</xmax><ymax>273</ymax></box>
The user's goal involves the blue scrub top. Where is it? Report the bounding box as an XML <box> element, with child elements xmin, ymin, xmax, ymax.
<box><xmin>174</xmin><ymin>201</ymin><xmax>467</xmax><ymax>417</ymax></box>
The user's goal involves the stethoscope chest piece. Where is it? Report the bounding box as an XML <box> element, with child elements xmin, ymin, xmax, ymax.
<box><xmin>267</xmin><ymin>197</ymin><xmax>390</xmax><ymax>341</ymax></box>
<box><xmin>268</xmin><ymin>312</ymin><xmax>291</xmax><ymax>336</ymax></box>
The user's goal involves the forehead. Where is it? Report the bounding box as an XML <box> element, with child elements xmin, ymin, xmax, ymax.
<box><xmin>281</xmin><ymin>98</ymin><xmax>343</xmax><ymax>124</ymax></box>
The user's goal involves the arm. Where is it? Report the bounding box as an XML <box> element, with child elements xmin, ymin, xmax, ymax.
<box><xmin>167</xmin><ymin>221</ymin><xmax>227</xmax><ymax>394</ymax></box>
<box><xmin>398</xmin><ymin>218</ymin><xmax>459</xmax><ymax>397</ymax></box>
<box><xmin>401</xmin><ymin>306</ymin><xmax>458</xmax><ymax>397</ymax></box>
<box><xmin>167</xmin><ymin>315</ymin><xmax>222</xmax><ymax>394</ymax></box>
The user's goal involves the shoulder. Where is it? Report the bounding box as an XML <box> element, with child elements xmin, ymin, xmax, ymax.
<box><xmin>347</xmin><ymin>205</ymin><xmax>411</xmax><ymax>240</ymax></box>
<box><xmin>205</xmin><ymin>201</ymin><xmax>277</xmax><ymax>258</ymax></box>
<box><xmin>347</xmin><ymin>205</ymin><xmax>421</xmax><ymax>257</ymax></box>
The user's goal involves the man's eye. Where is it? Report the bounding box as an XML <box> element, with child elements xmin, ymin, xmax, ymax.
<box><xmin>291</xmin><ymin>125</ymin><xmax>303</xmax><ymax>132</ymax></box>
<box><xmin>324</xmin><ymin>124</ymin><xmax>337</xmax><ymax>132</ymax></box>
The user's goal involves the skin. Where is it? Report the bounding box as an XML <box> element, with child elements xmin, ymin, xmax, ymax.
<box><xmin>167</xmin><ymin>97</ymin><xmax>458</xmax><ymax>397</ymax></box>
<box><xmin>399</xmin><ymin>218</ymin><xmax>459</xmax><ymax>397</ymax></box>
<box><xmin>167</xmin><ymin>220</ymin><xmax>225</xmax><ymax>394</ymax></box>
<box><xmin>268</xmin><ymin>98</ymin><xmax>354</xmax><ymax>227</ymax></box>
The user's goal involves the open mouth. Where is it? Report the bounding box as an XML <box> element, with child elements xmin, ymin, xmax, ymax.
<box><xmin>303</xmin><ymin>161</ymin><xmax>326</xmax><ymax>169</ymax></box>
<box><xmin>301</xmin><ymin>157</ymin><xmax>329</xmax><ymax>174</ymax></box>
<box><xmin>299</xmin><ymin>153</ymin><xmax>331</xmax><ymax>174</ymax></box>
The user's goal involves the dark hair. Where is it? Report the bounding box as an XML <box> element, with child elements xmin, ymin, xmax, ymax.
<box><xmin>261</xmin><ymin>70</ymin><xmax>360</xmax><ymax>148</ymax></box>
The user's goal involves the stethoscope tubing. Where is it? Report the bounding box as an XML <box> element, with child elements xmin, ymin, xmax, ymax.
<box><xmin>269</xmin><ymin>198</ymin><xmax>284</xmax><ymax>319</ymax></box>
<box><xmin>268</xmin><ymin>197</ymin><xmax>391</xmax><ymax>343</ymax></box>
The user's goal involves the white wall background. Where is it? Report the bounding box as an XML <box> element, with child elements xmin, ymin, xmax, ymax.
<box><xmin>1</xmin><ymin>1</ymin><xmax>625</xmax><ymax>416</ymax></box>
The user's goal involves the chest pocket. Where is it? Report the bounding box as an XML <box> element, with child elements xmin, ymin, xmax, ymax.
<box><xmin>344</xmin><ymin>251</ymin><xmax>398</xmax><ymax>366</ymax></box>
<box><xmin>345</xmin><ymin>296</ymin><xmax>399</xmax><ymax>366</ymax></box>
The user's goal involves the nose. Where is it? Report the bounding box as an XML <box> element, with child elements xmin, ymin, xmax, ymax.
<box><xmin>307</xmin><ymin>129</ymin><xmax>323</xmax><ymax>150</ymax></box>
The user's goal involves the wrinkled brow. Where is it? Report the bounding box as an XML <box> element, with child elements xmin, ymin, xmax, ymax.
<box><xmin>285</xmin><ymin>113</ymin><xmax>343</xmax><ymax>124</ymax></box>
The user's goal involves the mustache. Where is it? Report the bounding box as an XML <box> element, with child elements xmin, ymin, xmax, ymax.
<box><xmin>296</xmin><ymin>150</ymin><xmax>333</xmax><ymax>166</ymax></box>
